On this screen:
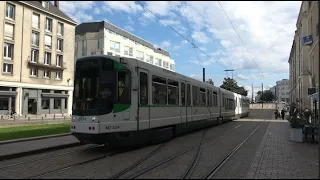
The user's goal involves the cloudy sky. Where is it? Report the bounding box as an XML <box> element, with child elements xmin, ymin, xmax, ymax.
<box><xmin>57</xmin><ymin>1</ymin><xmax>301</xmax><ymax>99</ymax></box>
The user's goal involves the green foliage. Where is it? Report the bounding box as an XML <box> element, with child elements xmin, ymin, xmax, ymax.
<box><xmin>257</xmin><ymin>90</ymin><xmax>275</xmax><ymax>101</ymax></box>
<box><xmin>287</xmin><ymin>103</ymin><xmax>303</xmax><ymax>129</ymax></box>
<box><xmin>220</xmin><ymin>78</ymin><xmax>248</xmax><ymax>96</ymax></box>
<box><xmin>0</xmin><ymin>122</ymin><xmax>70</xmax><ymax>141</ymax></box>
<box><xmin>206</xmin><ymin>79</ymin><xmax>214</xmax><ymax>86</ymax></box>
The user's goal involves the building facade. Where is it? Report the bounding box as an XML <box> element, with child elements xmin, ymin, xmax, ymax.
<box><xmin>288</xmin><ymin>1</ymin><xmax>319</xmax><ymax>110</ymax></box>
<box><xmin>0</xmin><ymin>1</ymin><xmax>76</xmax><ymax>116</ymax></box>
<box><xmin>75</xmin><ymin>21</ymin><xmax>176</xmax><ymax>72</ymax></box>
<box><xmin>276</xmin><ymin>79</ymin><xmax>290</xmax><ymax>102</ymax></box>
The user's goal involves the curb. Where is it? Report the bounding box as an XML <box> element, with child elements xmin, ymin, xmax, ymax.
<box><xmin>0</xmin><ymin>142</ymin><xmax>83</xmax><ymax>161</ymax></box>
<box><xmin>0</xmin><ymin>133</ymin><xmax>72</xmax><ymax>145</ymax></box>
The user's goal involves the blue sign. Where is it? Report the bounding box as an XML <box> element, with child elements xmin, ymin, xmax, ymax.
<box><xmin>301</xmin><ymin>35</ymin><xmax>313</xmax><ymax>45</ymax></box>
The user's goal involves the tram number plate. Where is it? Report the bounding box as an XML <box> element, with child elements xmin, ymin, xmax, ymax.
<box><xmin>105</xmin><ymin>125</ymin><xmax>120</xmax><ymax>130</ymax></box>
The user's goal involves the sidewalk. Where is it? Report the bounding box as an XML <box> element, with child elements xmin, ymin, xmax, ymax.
<box><xmin>245</xmin><ymin>121</ymin><xmax>318</xmax><ymax>179</ymax></box>
<box><xmin>0</xmin><ymin>115</ymin><xmax>71</xmax><ymax>127</ymax></box>
<box><xmin>0</xmin><ymin>134</ymin><xmax>80</xmax><ymax>160</ymax></box>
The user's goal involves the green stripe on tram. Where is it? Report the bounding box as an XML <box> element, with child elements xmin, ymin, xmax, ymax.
<box><xmin>114</xmin><ymin>104</ymin><xmax>131</xmax><ymax>113</ymax></box>
<box><xmin>114</xmin><ymin>61</ymin><xmax>127</xmax><ymax>69</ymax></box>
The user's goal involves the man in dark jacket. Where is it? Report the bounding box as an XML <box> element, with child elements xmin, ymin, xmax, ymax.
<box><xmin>281</xmin><ymin>108</ymin><xmax>285</xmax><ymax>120</ymax></box>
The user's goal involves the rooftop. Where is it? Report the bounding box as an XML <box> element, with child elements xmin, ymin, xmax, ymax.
<box><xmin>75</xmin><ymin>21</ymin><xmax>170</xmax><ymax>57</ymax></box>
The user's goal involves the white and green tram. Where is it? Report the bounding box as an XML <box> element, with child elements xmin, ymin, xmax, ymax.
<box><xmin>71</xmin><ymin>55</ymin><xmax>250</xmax><ymax>146</ymax></box>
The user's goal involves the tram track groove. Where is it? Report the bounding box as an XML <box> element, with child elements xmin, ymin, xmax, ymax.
<box><xmin>121</xmin><ymin>122</ymin><xmax>249</xmax><ymax>179</ymax></box>
<box><xmin>203</xmin><ymin>122</ymin><xmax>263</xmax><ymax>179</ymax></box>
<box><xmin>0</xmin><ymin>144</ymin><xmax>104</xmax><ymax>169</ymax></box>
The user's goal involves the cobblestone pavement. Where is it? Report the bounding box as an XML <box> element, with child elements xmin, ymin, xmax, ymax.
<box><xmin>0</xmin><ymin>135</ymin><xmax>79</xmax><ymax>157</ymax></box>
<box><xmin>245</xmin><ymin>122</ymin><xmax>319</xmax><ymax>179</ymax></box>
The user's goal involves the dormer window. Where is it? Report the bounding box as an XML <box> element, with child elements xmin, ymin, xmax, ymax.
<box><xmin>42</xmin><ymin>1</ymin><xmax>49</xmax><ymax>9</ymax></box>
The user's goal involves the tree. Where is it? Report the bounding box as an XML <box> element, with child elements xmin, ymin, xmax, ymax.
<box><xmin>206</xmin><ymin>79</ymin><xmax>214</xmax><ymax>86</ymax></box>
<box><xmin>220</xmin><ymin>78</ymin><xmax>248</xmax><ymax>96</ymax></box>
<box><xmin>258</xmin><ymin>90</ymin><xmax>274</xmax><ymax>101</ymax></box>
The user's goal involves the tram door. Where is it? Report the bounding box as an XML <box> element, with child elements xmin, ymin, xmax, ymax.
<box><xmin>138</xmin><ymin>68</ymin><xmax>150</xmax><ymax>130</ymax></box>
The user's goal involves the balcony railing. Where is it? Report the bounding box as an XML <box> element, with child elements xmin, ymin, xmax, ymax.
<box><xmin>27</xmin><ymin>56</ymin><xmax>67</xmax><ymax>71</ymax></box>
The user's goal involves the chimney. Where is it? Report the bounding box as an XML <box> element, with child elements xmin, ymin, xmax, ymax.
<box><xmin>54</xmin><ymin>1</ymin><xmax>59</xmax><ymax>9</ymax></box>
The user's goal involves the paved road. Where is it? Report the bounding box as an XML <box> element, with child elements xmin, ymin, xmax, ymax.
<box><xmin>0</xmin><ymin>106</ymin><xmax>317</xmax><ymax>179</ymax></box>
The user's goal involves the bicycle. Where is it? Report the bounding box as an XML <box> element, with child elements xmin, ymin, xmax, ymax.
<box><xmin>2</xmin><ymin>110</ymin><xmax>20</xmax><ymax>120</ymax></box>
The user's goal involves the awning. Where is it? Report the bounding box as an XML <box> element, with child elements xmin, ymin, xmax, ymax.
<box><xmin>0</xmin><ymin>91</ymin><xmax>17</xmax><ymax>97</ymax></box>
<box><xmin>41</xmin><ymin>93</ymin><xmax>69</xmax><ymax>98</ymax></box>
<box><xmin>308</xmin><ymin>92</ymin><xmax>319</xmax><ymax>100</ymax></box>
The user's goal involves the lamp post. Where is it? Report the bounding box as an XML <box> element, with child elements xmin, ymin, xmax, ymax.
<box><xmin>317</xmin><ymin>1</ymin><xmax>320</xmax><ymax>178</ymax></box>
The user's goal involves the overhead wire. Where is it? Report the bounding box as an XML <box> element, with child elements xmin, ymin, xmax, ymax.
<box><xmin>136</xmin><ymin>1</ymin><xmax>259</xmax><ymax>88</ymax></box>
<box><xmin>217</xmin><ymin>1</ymin><xmax>264</xmax><ymax>76</ymax></box>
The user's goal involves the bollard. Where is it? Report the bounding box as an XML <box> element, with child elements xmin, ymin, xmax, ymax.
<box><xmin>28</xmin><ymin>117</ymin><xmax>30</xmax><ymax>121</ymax></box>
<box><xmin>25</xmin><ymin>115</ymin><xmax>27</xmax><ymax>118</ymax></box>
<box><xmin>42</xmin><ymin>117</ymin><xmax>43</xmax><ymax>121</ymax></box>
<box><xmin>54</xmin><ymin>114</ymin><xmax>55</xmax><ymax>120</ymax></box>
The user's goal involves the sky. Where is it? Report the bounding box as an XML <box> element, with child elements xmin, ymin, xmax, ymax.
<box><xmin>57</xmin><ymin>1</ymin><xmax>301</xmax><ymax>99</ymax></box>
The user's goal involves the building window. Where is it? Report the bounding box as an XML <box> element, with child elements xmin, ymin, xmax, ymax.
<box><xmin>45</xmin><ymin>35</ymin><xmax>52</xmax><ymax>49</ymax></box>
<box><xmin>155</xmin><ymin>58</ymin><xmax>162</xmax><ymax>66</ymax></box>
<box><xmin>30</xmin><ymin>49</ymin><xmax>39</xmax><ymax>63</ymax></box>
<box><xmin>163</xmin><ymin>61</ymin><xmax>169</xmax><ymax>69</ymax></box>
<box><xmin>31</xmin><ymin>31</ymin><xmax>39</xmax><ymax>46</ymax></box>
<box><xmin>124</xmin><ymin>46</ymin><xmax>133</xmax><ymax>56</ymax></box>
<box><xmin>56</xmin><ymin>55</ymin><xmax>62</xmax><ymax>67</ymax></box>
<box><xmin>146</xmin><ymin>55</ymin><xmax>153</xmax><ymax>64</ymax></box>
<box><xmin>42</xmin><ymin>98</ymin><xmax>49</xmax><ymax>109</ymax></box>
<box><xmin>54</xmin><ymin>98</ymin><xmax>61</xmax><ymax>109</ymax></box>
<box><xmin>0</xmin><ymin>98</ymin><xmax>9</xmax><ymax>110</ymax></box>
<box><xmin>57</xmin><ymin>39</ymin><xmax>63</xmax><ymax>52</ymax></box>
<box><xmin>44</xmin><ymin>52</ymin><xmax>51</xmax><ymax>65</ymax></box>
<box><xmin>4</xmin><ymin>23</ymin><xmax>14</xmax><ymax>40</ymax></box>
<box><xmin>56</xmin><ymin>71</ymin><xmax>62</xmax><ymax>80</ymax></box>
<box><xmin>30</xmin><ymin>68</ymin><xmax>38</xmax><ymax>77</ymax></box>
<box><xmin>5</xmin><ymin>3</ymin><xmax>15</xmax><ymax>20</ymax></box>
<box><xmin>3</xmin><ymin>43</ymin><xmax>14</xmax><ymax>60</ymax></box>
<box><xmin>110</xmin><ymin>40</ymin><xmax>120</xmax><ymax>53</ymax></box>
<box><xmin>98</xmin><ymin>38</ymin><xmax>103</xmax><ymax>49</ymax></box>
<box><xmin>45</xmin><ymin>18</ymin><xmax>52</xmax><ymax>32</ymax></box>
<box><xmin>136</xmin><ymin>50</ymin><xmax>144</xmax><ymax>61</ymax></box>
<box><xmin>42</xmin><ymin>1</ymin><xmax>49</xmax><ymax>8</ymax></box>
<box><xmin>82</xmin><ymin>40</ymin><xmax>86</xmax><ymax>56</ymax></box>
<box><xmin>32</xmin><ymin>13</ymin><xmax>40</xmax><ymax>29</ymax></box>
<box><xmin>43</xmin><ymin>70</ymin><xmax>51</xmax><ymax>78</ymax></box>
<box><xmin>2</xmin><ymin>63</ymin><xmax>13</xmax><ymax>74</ymax></box>
<box><xmin>57</xmin><ymin>22</ymin><xmax>64</xmax><ymax>36</ymax></box>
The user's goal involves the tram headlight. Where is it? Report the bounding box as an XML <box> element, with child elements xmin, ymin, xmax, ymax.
<box><xmin>91</xmin><ymin>117</ymin><xmax>96</xmax><ymax>121</ymax></box>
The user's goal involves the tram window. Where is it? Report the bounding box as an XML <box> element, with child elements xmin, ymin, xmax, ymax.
<box><xmin>222</xmin><ymin>94</ymin><xmax>224</xmax><ymax>106</ymax></box>
<box><xmin>192</xmin><ymin>86</ymin><xmax>198</xmax><ymax>106</ymax></box>
<box><xmin>213</xmin><ymin>91</ymin><xmax>217</xmax><ymax>107</ymax></box>
<box><xmin>168</xmin><ymin>79</ymin><xmax>179</xmax><ymax>105</ymax></box>
<box><xmin>200</xmin><ymin>88</ymin><xmax>206</xmax><ymax>106</ymax></box>
<box><xmin>101</xmin><ymin>58</ymin><xmax>113</xmax><ymax>70</ymax></box>
<box><xmin>209</xmin><ymin>90</ymin><xmax>212</xmax><ymax>107</ymax></box>
<box><xmin>140</xmin><ymin>72</ymin><xmax>148</xmax><ymax>105</ymax></box>
<box><xmin>181</xmin><ymin>82</ymin><xmax>185</xmax><ymax>106</ymax></box>
<box><xmin>117</xmin><ymin>70</ymin><xmax>131</xmax><ymax>104</ymax></box>
<box><xmin>187</xmin><ymin>84</ymin><xmax>191</xmax><ymax>106</ymax></box>
<box><xmin>152</xmin><ymin>75</ymin><xmax>167</xmax><ymax>105</ymax></box>
<box><xmin>206</xmin><ymin>90</ymin><xmax>209</xmax><ymax>106</ymax></box>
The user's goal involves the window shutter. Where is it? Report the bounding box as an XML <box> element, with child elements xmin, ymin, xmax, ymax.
<box><xmin>32</xmin><ymin>14</ymin><xmax>39</xmax><ymax>27</ymax></box>
<box><xmin>45</xmin><ymin>35</ymin><xmax>52</xmax><ymax>45</ymax></box>
<box><xmin>4</xmin><ymin>23</ymin><xmax>13</xmax><ymax>38</ymax></box>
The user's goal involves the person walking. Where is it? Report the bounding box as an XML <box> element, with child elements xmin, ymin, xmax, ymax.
<box><xmin>274</xmin><ymin>108</ymin><xmax>279</xmax><ymax>119</ymax></box>
<box><xmin>281</xmin><ymin>108</ymin><xmax>285</xmax><ymax>120</ymax></box>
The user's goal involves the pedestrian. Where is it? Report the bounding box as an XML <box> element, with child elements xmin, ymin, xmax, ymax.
<box><xmin>274</xmin><ymin>108</ymin><xmax>278</xmax><ymax>119</ymax></box>
<box><xmin>281</xmin><ymin>108</ymin><xmax>285</xmax><ymax>120</ymax></box>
